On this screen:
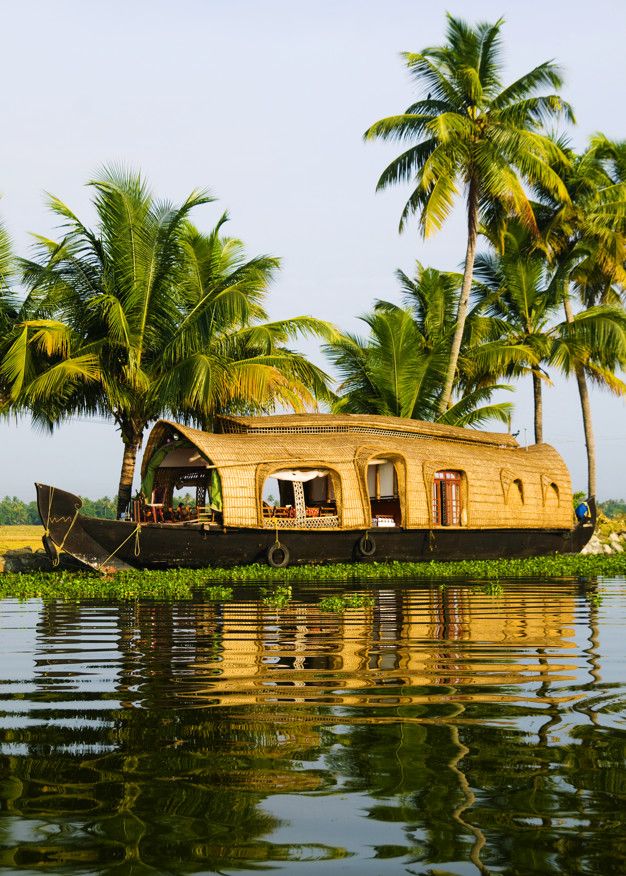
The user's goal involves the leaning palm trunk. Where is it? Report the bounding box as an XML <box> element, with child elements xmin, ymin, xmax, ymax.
<box><xmin>532</xmin><ymin>370</ymin><xmax>544</xmax><ymax>444</ymax></box>
<box><xmin>563</xmin><ymin>294</ymin><xmax>596</xmax><ymax>498</ymax></box>
<box><xmin>437</xmin><ymin>181</ymin><xmax>479</xmax><ymax>416</ymax></box>
<box><xmin>117</xmin><ymin>440</ymin><xmax>140</xmax><ymax>518</ymax></box>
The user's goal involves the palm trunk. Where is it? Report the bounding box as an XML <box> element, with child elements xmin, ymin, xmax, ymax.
<box><xmin>563</xmin><ymin>294</ymin><xmax>596</xmax><ymax>498</ymax></box>
<box><xmin>116</xmin><ymin>439</ymin><xmax>140</xmax><ymax>518</ymax></box>
<box><xmin>437</xmin><ymin>177</ymin><xmax>479</xmax><ymax>416</ymax></box>
<box><xmin>532</xmin><ymin>370</ymin><xmax>543</xmax><ymax>444</ymax></box>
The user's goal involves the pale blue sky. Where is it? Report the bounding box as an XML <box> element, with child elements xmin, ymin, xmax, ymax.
<box><xmin>1</xmin><ymin>0</ymin><xmax>625</xmax><ymax>501</ymax></box>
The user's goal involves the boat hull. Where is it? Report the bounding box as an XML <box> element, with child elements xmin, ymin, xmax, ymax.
<box><xmin>36</xmin><ymin>483</ymin><xmax>595</xmax><ymax>573</ymax></box>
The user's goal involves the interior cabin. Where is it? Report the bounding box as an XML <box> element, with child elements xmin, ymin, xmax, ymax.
<box><xmin>137</xmin><ymin>414</ymin><xmax>574</xmax><ymax>532</ymax></box>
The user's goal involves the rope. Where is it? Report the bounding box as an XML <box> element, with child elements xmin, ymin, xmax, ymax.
<box><xmin>95</xmin><ymin>524</ymin><xmax>142</xmax><ymax>573</ymax></box>
<box><xmin>274</xmin><ymin>519</ymin><xmax>280</xmax><ymax>546</ymax></box>
<box><xmin>43</xmin><ymin>486</ymin><xmax>80</xmax><ymax>567</ymax></box>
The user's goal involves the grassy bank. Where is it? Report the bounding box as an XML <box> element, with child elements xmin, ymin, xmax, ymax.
<box><xmin>0</xmin><ymin>552</ymin><xmax>624</xmax><ymax>601</ymax></box>
<box><xmin>0</xmin><ymin>525</ymin><xmax>43</xmax><ymax>554</ymax></box>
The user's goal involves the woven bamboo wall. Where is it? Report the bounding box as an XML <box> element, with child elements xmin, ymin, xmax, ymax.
<box><xmin>142</xmin><ymin>418</ymin><xmax>574</xmax><ymax>530</ymax></box>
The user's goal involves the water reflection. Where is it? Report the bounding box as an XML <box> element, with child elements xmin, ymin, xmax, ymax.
<box><xmin>0</xmin><ymin>579</ymin><xmax>625</xmax><ymax>874</ymax></box>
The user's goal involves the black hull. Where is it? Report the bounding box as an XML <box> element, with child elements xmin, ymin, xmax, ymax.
<box><xmin>36</xmin><ymin>484</ymin><xmax>596</xmax><ymax>573</ymax></box>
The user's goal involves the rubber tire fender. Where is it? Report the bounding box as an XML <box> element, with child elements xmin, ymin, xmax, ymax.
<box><xmin>357</xmin><ymin>533</ymin><xmax>376</xmax><ymax>558</ymax></box>
<box><xmin>267</xmin><ymin>542</ymin><xmax>290</xmax><ymax>568</ymax></box>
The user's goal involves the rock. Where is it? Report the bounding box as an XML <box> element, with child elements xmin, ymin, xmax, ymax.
<box><xmin>603</xmin><ymin>544</ymin><xmax>613</xmax><ymax>554</ymax></box>
<box><xmin>2</xmin><ymin>547</ymin><xmax>54</xmax><ymax>572</ymax></box>
<box><xmin>581</xmin><ymin>534</ymin><xmax>603</xmax><ymax>555</ymax></box>
<box><xmin>613</xmin><ymin>543</ymin><xmax>624</xmax><ymax>553</ymax></box>
<box><xmin>609</xmin><ymin>532</ymin><xmax>621</xmax><ymax>544</ymax></box>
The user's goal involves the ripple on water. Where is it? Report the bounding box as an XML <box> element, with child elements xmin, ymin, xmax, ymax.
<box><xmin>0</xmin><ymin>579</ymin><xmax>625</xmax><ymax>875</ymax></box>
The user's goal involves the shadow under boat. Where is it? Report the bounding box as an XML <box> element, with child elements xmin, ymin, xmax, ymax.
<box><xmin>36</xmin><ymin>483</ymin><xmax>596</xmax><ymax>574</ymax></box>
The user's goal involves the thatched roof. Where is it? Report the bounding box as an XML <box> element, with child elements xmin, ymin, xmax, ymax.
<box><xmin>141</xmin><ymin>416</ymin><xmax>572</xmax><ymax>532</ymax></box>
<box><xmin>216</xmin><ymin>413</ymin><xmax>519</xmax><ymax>448</ymax></box>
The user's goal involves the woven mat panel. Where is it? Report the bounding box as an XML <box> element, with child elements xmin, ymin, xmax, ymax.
<box><xmin>141</xmin><ymin>419</ymin><xmax>573</xmax><ymax>530</ymax></box>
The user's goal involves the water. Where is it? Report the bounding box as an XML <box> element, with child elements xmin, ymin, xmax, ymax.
<box><xmin>0</xmin><ymin>578</ymin><xmax>625</xmax><ymax>875</ymax></box>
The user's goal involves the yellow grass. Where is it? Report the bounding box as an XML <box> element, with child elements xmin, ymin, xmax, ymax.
<box><xmin>0</xmin><ymin>525</ymin><xmax>44</xmax><ymax>554</ymax></box>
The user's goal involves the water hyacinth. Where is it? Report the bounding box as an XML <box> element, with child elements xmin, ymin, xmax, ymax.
<box><xmin>0</xmin><ymin>553</ymin><xmax>625</xmax><ymax>601</ymax></box>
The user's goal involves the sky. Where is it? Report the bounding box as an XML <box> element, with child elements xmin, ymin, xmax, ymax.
<box><xmin>1</xmin><ymin>0</ymin><xmax>625</xmax><ymax>502</ymax></box>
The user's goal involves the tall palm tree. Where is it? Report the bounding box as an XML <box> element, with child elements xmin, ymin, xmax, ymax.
<box><xmin>474</xmin><ymin>228</ymin><xmax>562</xmax><ymax>442</ymax></box>
<box><xmin>0</xmin><ymin>217</ymin><xmax>17</xmax><ymax>410</ymax></box>
<box><xmin>4</xmin><ymin>170</ymin><xmax>335</xmax><ymax>515</ymax></box>
<box><xmin>532</xmin><ymin>137</ymin><xmax>626</xmax><ymax>497</ymax></box>
<box><xmin>474</xmin><ymin>223</ymin><xmax>626</xmax><ymax>454</ymax></box>
<box><xmin>364</xmin><ymin>13</ymin><xmax>572</xmax><ymax>416</ymax></box>
<box><xmin>325</xmin><ymin>264</ymin><xmax>515</xmax><ymax>428</ymax></box>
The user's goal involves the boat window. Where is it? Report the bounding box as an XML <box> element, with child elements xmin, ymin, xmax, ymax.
<box><xmin>508</xmin><ymin>478</ymin><xmax>524</xmax><ymax>506</ymax></box>
<box><xmin>432</xmin><ymin>470</ymin><xmax>464</xmax><ymax>526</ymax></box>
<box><xmin>262</xmin><ymin>469</ymin><xmax>339</xmax><ymax>528</ymax></box>
<box><xmin>367</xmin><ymin>459</ymin><xmax>401</xmax><ymax>527</ymax></box>
<box><xmin>545</xmin><ymin>481</ymin><xmax>560</xmax><ymax>509</ymax></box>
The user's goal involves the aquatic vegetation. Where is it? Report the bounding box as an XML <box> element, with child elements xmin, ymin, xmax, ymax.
<box><xmin>204</xmin><ymin>585</ymin><xmax>234</xmax><ymax>601</ymax></box>
<box><xmin>260</xmin><ymin>584</ymin><xmax>292</xmax><ymax>607</ymax></box>
<box><xmin>481</xmin><ymin>581</ymin><xmax>504</xmax><ymax>596</ymax></box>
<box><xmin>318</xmin><ymin>593</ymin><xmax>375</xmax><ymax>612</ymax></box>
<box><xmin>0</xmin><ymin>552</ymin><xmax>625</xmax><ymax>601</ymax></box>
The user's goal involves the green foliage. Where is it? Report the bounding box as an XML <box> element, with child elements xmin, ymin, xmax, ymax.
<box><xmin>260</xmin><ymin>584</ymin><xmax>292</xmax><ymax>607</ymax></box>
<box><xmin>364</xmin><ymin>14</ymin><xmax>572</xmax><ymax>414</ymax></box>
<box><xmin>2</xmin><ymin>169</ymin><xmax>336</xmax><ymax>514</ymax></box>
<box><xmin>1</xmin><ymin>553</ymin><xmax>626</xmax><ymax>600</ymax></box>
<box><xmin>318</xmin><ymin>593</ymin><xmax>375</xmax><ymax>612</ymax></box>
<box><xmin>599</xmin><ymin>499</ymin><xmax>626</xmax><ymax>518</ymax></box>
<box><xmin>325</xmin><ymin>263</ymin><xmax>513</xmax><ymax>427</ymax></box>
<box><xmin>481</xmin><ymin>581</ymin><xmax>504</xmax><ymax>596</ymax></box>
<box><xmin>0</xmin><ymin>496</ymin><xmax>40</xmax><ymax>525</ymax></box>
<box><xmin>0</xmin><ymin>495</ymin><xmax>115</xmax><ymax>524</ymax></box>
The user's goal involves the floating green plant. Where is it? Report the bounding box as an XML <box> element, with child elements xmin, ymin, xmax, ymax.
<box><xmin>260</xmin><ymin>584</ymin><xmax>293</xmax><ymax>607</ymax></box>
<box><xmin>0</xmin><ymin>552</ymin><xmax>625</xmax><ymax>601</ymax></box>
<box><xmin>481</xmin><ymin>581</ymin><xmax>504</xmax><ymax>596</ymax></box>
<box><xmin>318</xmin><ymin>593</ymin><xmax>375</xmax><ymax>612</ymax></box>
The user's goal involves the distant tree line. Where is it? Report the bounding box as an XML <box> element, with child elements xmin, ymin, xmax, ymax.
<box><xmin>0</xmin><ymin>493</ymin><xmax>199</xmax><ymax>525</ymax></box>
<box><xmin>0</xmin><ymin>495</ymin><xmax>116</xmax><ymax>525</ymax></box>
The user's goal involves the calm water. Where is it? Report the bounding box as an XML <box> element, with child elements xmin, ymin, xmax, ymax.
<box><xmin>0</xmin><ymin>578</ymin><xmax>625</xmax><ymax>876</ymax></box>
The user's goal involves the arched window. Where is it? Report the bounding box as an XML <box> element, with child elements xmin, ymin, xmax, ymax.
<box><xmin>432</xmin><ymin>470</ymin><xmax>464</xmax><ymax>526</ymax></box>
<box><xmin>545</xmin><ymin>482</ymin><xmax>560</xmax><ymax>509</ymax></box>
<box><xmin>261</xmin><ymin>468</ymin><xmax>340</xmax><ymax>528</ymax></box>
<box><xmin>366</xmin><ymin>458</ymin><xmax>402</xmax><ymax>526</ymax></box>
<box><xmin>508</xmin><ymin>478</ymin><xmax>524</xmax><ymax>506</ymax></box>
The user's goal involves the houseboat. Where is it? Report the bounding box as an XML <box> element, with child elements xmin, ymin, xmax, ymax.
<box><xmin>37</xmin><ymin>413</ymin><xmax>595</xmax><ymax>572</ymax></box>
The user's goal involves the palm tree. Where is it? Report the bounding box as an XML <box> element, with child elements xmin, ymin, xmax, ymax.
<box><xmin>474</xmin><ymin>223</ymin><xmax>626</xmax><ymax>455</ymax></box>
<box><xmin>0</xmin><ymin>217</ymin><xmax>17</xmax><ymax>409</ymax></box>
<box><xmin>364</xmin><ymin>13</ymin><xmax>572</xmax><ymax>416</ymax></box>
<box><xmin>325</xmin><ymin>263</ymin><xmax>515</xmax><ymax>428</ymax></box>
<box><xmin>532</xmin><ymin>137</ymin><xmax>626</xmax><ymax>497</ymax></box>
<box><xmin>5</xmin><ymin>169</ymin><xmax>335</xmax><ymax>515</ymax></box>
<box><xmin>474</xmin><ymin>227</ymin><xmax>562</xmax><ymax>442</ymax></box>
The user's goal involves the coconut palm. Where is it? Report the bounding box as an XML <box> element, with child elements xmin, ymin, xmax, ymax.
<box><xmin>364</xmin><ymin>13</ymin><xmax>572</xmax><ymax>416</ymax></box>
<box><xmin>474</xmin><ymin>223</ymin><xmax>626</xmax><ymax>455</ymax></box>
<box><xmin>531</xmin><ymin>137</ymin><xmax>626</xmax><ymax>497</ymax></box>
<box><xmin>325</xmin><ymin>264</ymin><xmax>516</xmax><ymax>428</ymax></box>
<box><xmin>4</xmin><ymin>169</ymin><xmax>335</xmax><ymax>515</ymax></box>
<box><xmin>474</xmin><ymin>228</ymin><xmax>562</xmax><ymax>442</ymax></box>
<box><xmin>0</xmin><ymin>217</ymin><xmax>16</xmax><ymax>339</ymax></box>
<box><xmin>2</xmin><ymin>221</ymin><xmax>97</xmax><ymax>419</ymax></box>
